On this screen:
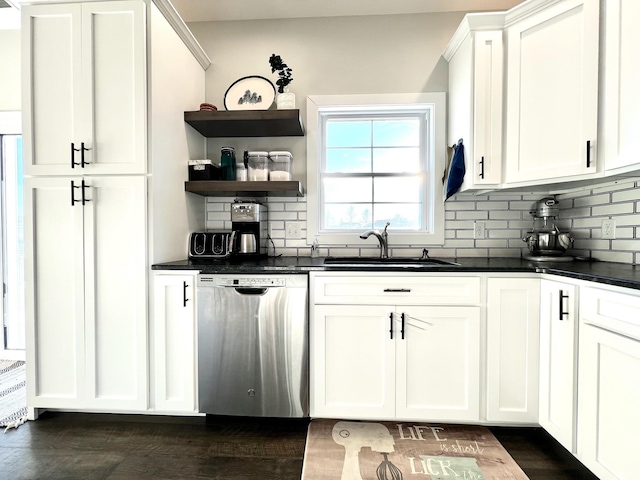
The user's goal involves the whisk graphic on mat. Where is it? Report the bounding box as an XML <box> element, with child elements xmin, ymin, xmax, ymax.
<box><xmin>376</xmin><ymin>452</ymin><xmax>403</xmax><ymax>480</ymax></box>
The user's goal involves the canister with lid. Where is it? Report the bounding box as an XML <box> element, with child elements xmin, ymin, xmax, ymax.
<box><xmin>247</xmin><ymin>151</ymin><xmax>269</xmax><ymax>181</ymax></box>
<box><xmin>268</xmin><ymin>151</ymin><xmax>292</xmax><ymax>181</ymax></box>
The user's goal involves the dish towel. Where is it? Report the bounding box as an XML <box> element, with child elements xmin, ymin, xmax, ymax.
<box><xmin>445</xmin><ymin>138</ymin><xmax>465</xmax><ymax>201</ymax></box>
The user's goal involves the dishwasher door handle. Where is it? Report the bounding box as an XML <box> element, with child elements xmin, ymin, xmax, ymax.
<box><xmin>234</xmin><ymin>287</ymin><xmax>268</xmax><ymax>295</ymax></box>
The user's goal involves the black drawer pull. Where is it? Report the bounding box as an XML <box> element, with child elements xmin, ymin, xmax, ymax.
<box><xmin>559</xmin><ymin>290</ymin><xmax>569</xmax><ymax>320</ymax></box>
<box><xmin>383</xmin><ymin>288</ymin><xmax>411</xmax><ymax>293</ymax></box>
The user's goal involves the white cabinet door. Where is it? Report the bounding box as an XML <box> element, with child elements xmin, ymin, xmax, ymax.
<box><xmin>578</xmin><ymin>325</ymin><xmax>640</xmax><ymax>480</ymax></box>
<box><xmin>22</xmin><ymin>1</ymin><xmax>146</xmax><ymax>176</ymax></box>
<box><xmin>578</xmin><ymin>286</ymin><xmax>640</xmax><ymax>480</ymax></box>
<box><xmin>396</xmin><ymin>306</ymin><xmax>481</xmax><ymax>421</ymax></box>
<box><xmin>83</xmin><ymin>176</ymin><xmax>147</xmax><ymax>410</ymax></box>
<box><xmin>486</xmin><ymin>277</ymin><xmax>540</xmax><ymax>423</ymax></box>
<box><xmin>602</xmin><ymin>0</ymin><xmax>640</xmax><ymax>174</ymax></box>
<box><xmin>447</xmin><ymin>28</ymin><xmax>503</xmax><ymax>190</ymax></box>
<box><xmin>24</xmin><ymin>176</ymin><xmax>147</xmax><ymax>411</ymax></box>
<box><xmin>539</xmin><ymin>279</ymin><xmax>578</xmax><ymax>452</ymax></box>
<box><xmin>153</xmin><ymin>272</ymin><xmax>197</xmax><ymax>413</ymax></box>
<box><xmin>311</xmin><ymin>305</ymin><xmax>396</xmax><ymax>420</ymax></box>
<box><xmin>504</xmin><ymin>0</ymin><xmax>599</xmax><ymax>185</ymax></box>
<box><xmin>24</xmin><ymin>177</ymin><xmax>86</xmax><ymax>409</ymax></box>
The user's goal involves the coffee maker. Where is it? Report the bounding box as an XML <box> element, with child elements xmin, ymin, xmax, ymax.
<box><xmin>231</xmin><ymin>201</ymin><xmax>268</xmax><ymax>257</ymax></box>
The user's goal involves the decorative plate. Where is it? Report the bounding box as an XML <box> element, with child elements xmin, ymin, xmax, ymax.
<box><xmin>223</xmin><ymin>76</ymin><xmax>276</xmax><ymax>111</ymax></box>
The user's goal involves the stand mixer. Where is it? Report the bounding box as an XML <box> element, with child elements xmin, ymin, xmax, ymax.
<box><xmin>522</xmin><ymin>197</ymin><xmax>574</xmax><ymax>261</ymax></box>
<box><xmin>332</xmin><ymin>421</ymin><xmax>403</xmax><ymax>480</ymax></box>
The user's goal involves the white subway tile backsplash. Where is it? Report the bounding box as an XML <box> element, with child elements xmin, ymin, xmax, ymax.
<box><xmin>574</xmin><ymin>194</ymin><xmax>611</xmax><ymax>207</ymax></box>
<box><xmin>202</xmin><ymin>178</ymin><xmax>640</xmax><ymax>263</ymax></box>
<box><xmin>592</xmin><ymin>203</ymin><xmax>634</xmax><ymax>217</ymax></box>
<box><xmin>456</xmin><ymin>211</ymin><xmax>490</xmax><ymax>220</ymax></box>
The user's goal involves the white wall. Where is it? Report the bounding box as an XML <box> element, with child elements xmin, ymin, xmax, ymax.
<box><xmin>188</xmin><ymin>12</ymin><xmax>463</xmax><ymax>181</ymax></box>
<box><xmin>0</xmin><ymin>9</ymin><xmax>21</xmax><ymax>112</ymax></box>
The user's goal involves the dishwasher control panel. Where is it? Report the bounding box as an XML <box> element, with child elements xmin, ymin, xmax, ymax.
<box><xmin>198</xmin><ymin>274</ymin><xmax>307</xmax><ymax>288</ymax></box>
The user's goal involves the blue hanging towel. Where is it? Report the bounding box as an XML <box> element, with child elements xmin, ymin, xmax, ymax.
<box><xmin>446</xmin><ymin>138</ymin><xmax>465</xmax><ymax>201</ymax></box>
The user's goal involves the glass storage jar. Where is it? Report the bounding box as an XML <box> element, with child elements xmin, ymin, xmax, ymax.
<box><xmin>268</xmin><ymin>151</ymin><xmax>292</xmax><ymax>181</ymax></box>
<box><xmin>247</xmin><ymin>151</ymin><xmax>269</xmax><ymax>181</ymax></box>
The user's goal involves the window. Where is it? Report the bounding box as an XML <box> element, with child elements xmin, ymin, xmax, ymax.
<box><xmin>306</xmin><ymin>93</ymin><xmax>445</xmax><ymax>246</ymax></box>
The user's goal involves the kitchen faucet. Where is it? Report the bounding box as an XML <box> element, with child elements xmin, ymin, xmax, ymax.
<box><xmin>360</xmin><ymin>222</ymin><xmax>390</xmax><ymax>258</ymax></box>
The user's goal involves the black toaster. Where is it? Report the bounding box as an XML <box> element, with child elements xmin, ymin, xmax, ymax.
<box><xmin>188</xmin><ymin>231</ymin><xmax>235</xmax><ymax>259</ymax></box>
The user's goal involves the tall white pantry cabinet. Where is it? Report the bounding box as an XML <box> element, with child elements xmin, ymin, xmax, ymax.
<box><xmin>22</xmin><ymin>0</ymin><xmax>208</xmax><ymax>415</ymax></box>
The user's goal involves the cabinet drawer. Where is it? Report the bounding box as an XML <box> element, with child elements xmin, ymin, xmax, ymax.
<box><xmin>581</xmin><ymin>286</ymin><xmax>640</xmax><ymax>340</ymax></box>
<box><xmin>312</xmin><ymin>274</ymin><xmax>481</xmax><ymax>305</ymax></box>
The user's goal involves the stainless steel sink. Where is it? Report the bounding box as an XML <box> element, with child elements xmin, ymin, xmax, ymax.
<box><xmin>323</xmin><ymin>256</ymin><xmax>460</xmax><ymax>266</ymax></box>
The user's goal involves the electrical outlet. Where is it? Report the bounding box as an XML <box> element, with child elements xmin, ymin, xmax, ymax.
<box><xmin>602</xmin><ymin>219</ymin><xmax>616</xmax><ymax>239</ymax></box>
<box><xmin>285</xmin><ymin>222</ymin><xmax>304</xmax><ymax>239</ymax></box>
<box><xmin>474</xmin><ymin>221</ymin><xmax>486</xmax><ymax>239</ymax></box>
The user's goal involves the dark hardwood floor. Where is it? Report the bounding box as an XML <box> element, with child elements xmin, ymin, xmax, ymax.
<box><xmin>0</xmin><ymin>412</ymin><xmax>598</xmax><ymax>479</ymax></box>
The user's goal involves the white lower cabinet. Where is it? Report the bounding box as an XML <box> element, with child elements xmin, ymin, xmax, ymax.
<box><xmin>577</xmin><ymin>286</ymin><xmax>640</xmax><ymax>480</ymax></box>
<box><xmin>24</xmin><ymin>175</ymin><xmax>147</xmax><ymax>411</ymax></box>
<box><xmin>152</xmin><ymin>271</ymin><xmax>198</xmax><ymax>413</ymax></box>
<box><xmin>486</xmin><ymin>277</ymin><xmax>540</xmax><ymax>423</ymax></box>
<box><xmin>539</xmin><ymin>278</ymin><xmax>579</xmax><ymax>452</ymax></box>
<box><xmin>310</xmin><ymin>273</ymin><xmax>481</xmax><ymax>422</ymax></box>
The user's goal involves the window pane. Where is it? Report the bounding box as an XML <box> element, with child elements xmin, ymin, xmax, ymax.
<box><xmin>374</xmin><ymin>177</ymin><xmax>422</xmax><ymax>203</ymax></box>
<box><xmin>374</xmin><ymin>203</ymin><xmax>421</xmax><ymax>230</ymax></box>
<box><xmin>373</xmin><ymin>119</ymin><xmax>420</xmax><ymax>146</ymax></box>
<box><xmin>323</xmin><ymin>177</ymin><xmax>372</xmax><ymax>203</ymax></box>
<box><xmin>373</xmin><ymin>147</ymin><xmax>420</xmax><ymax>173</ymax></box>
<box><xmin>326</xmin><ymin>120</ymin><xmax>371</xmax><ymax>147</ymax></box>
<box><xmin>326</xmin><ymin>148</ymin><xmax>371</xmax><ymax>173</ymax></box>
<box><xmin>324</xmin><ymin>204</ymin><xmax>372</xmax><ymax>230</ymax></box>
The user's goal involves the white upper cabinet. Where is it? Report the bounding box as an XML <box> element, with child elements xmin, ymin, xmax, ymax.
<box><xmin>445</xmin><ymin>15</ymin><xmax>505</xmax><ymax>190</ymax></box>
<box><xmin>504</xmin><ymin>0</ymin><xmax>599</xmax><ymax>185</ymax></box>
<box><xmin>602</xmin><ymin>0</ymin><xmax>640</xmax><ymax>174</ymax></box>
<box><xmin>22</xmin><ymin>1</ymin><xmax>147</xmax><ymax>176</ymax></box>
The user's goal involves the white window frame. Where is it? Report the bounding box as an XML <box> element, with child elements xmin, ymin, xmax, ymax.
<box><xmin>306</xmin><ymin>93</ymin><xmax>446</xmax><ymax>246</ymax></box>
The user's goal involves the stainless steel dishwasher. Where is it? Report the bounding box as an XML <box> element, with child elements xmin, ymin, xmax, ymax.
<box><xmin>197</xmin><ymin>274</ymin><xmax>308</xmax><ymax>418</ymax></box>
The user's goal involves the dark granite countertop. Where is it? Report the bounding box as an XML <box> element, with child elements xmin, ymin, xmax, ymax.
<box><xmin>152</xmin><ymin>256</ymin><xmax>640</xmax><ymax>290</ymax></box>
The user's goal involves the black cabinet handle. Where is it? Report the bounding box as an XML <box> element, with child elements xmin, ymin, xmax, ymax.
<box><xmin>479</xmin><ymin>156</ymin><xmax>485</xmax><ymax>179</ymax></box>
<box><xmin>71</xmin><ymin>142</ymin><xmax>90</xmax><ymax>168</ymax></box>
<box><xmin>586</xmin><ymin>140</ymin><xmax>591</xmax><ymax>168</ymax></box>
<box><xmin>80</xmin><ymin>142</ymin><xmax>90</xmax><ymax>168</ymax></box>
<box><xmin>559</xmin><ymin>290</ymin><xmax>569</xmax><ymax>320</ymax></box>
<box><xmin>389</xmin><ymin>312</ymin><xmax>393</xmax><ymax>340</ymax></box>
<box><xmin>401</xmin><ymin>313</ymin><xmax>405</xmax><ymax>340</ymax></box>
<box><xmin>80</xmin><ymin>179</ymin><xmax>90</xmax><ymax>206</ymax></box>
<box><xmin>384</xmin><ymin>288</ymin><xmax>411</xmax><ymax>293</ymax></box>
<box><xmin>70</xmin><ymin>180</ymin><xmax>81</xmax><ymax>206</ymax></box>
<box><xmin>71</xmin><ymin>143</ymin><xmax>80</xmax><ymax>168</ymax></box>
<box><xmin>183</xmin><ymin>281</ymin><xmax>189</xmax><ymax>307</ymax></box>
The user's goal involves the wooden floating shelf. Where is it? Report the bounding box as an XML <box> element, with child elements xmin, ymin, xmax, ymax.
<box><xmin>184</xmin><ymin>109</ymin><xmax>304</xmax><ymax>137</ymax></box>
<box><xmin>185</xmin><ymin>180</ymin><xmax>304</xmax><ymax>197</ymax></box>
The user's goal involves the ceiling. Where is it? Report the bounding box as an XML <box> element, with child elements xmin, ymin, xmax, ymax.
<box><xmin>169</xmin><ymin>0</ymin><xmax>525</xmax><ymax>23</ymax></box>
